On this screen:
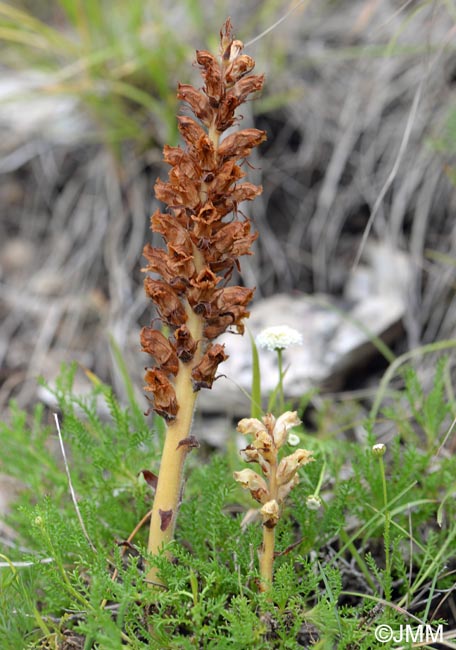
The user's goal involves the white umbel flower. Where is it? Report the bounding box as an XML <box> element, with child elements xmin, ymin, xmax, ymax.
<box><xmin>256</xmin><ymin>325</ymin><xmax>303</xmax><ymax>351</ymax></box>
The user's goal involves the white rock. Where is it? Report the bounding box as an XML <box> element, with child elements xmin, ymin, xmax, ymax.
<box><xmin>0</xmin><ymin>72</ymin><xmax>87</xmax><ymax>151</ymax></box>
<box><xmin>199</xmin><ymin>244</ymin><xmax>410</xmax><ymax>415</ymax></box>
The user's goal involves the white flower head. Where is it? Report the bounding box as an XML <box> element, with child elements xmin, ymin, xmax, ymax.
<box><xmin>372</xmin><ymin>443</ymin><xmax>386</xmax><ymax>457</ymax></box>
<box><xmin>306</xmin><ymin>495</ymin><xmax>322</xmax><ymax>511</ymax></box>
<box><xmin>256</xmin><ymin>325</ymin><xmax>303</xmax><ymax>352</ymax></box>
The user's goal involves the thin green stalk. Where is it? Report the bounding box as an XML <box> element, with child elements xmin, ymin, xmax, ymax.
<box><xmin>277</xmin><ymin>347</ymin><xmax>284</xmax><ymax>412</ymax></box>
<box><xmin>377</xmin><ymin>452</ymin><xmax>392</xmax><ymax>601</ymax></box>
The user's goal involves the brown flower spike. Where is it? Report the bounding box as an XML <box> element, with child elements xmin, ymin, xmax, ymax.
<box><xmin>142</xmin><ymin>18</ymin><xmax>265</xmax><ymax>419</ymax></box>
<box><xmin>144</xmin><ymin>20</ymin><xmax>265</xmax><ymax>585</ymax></box>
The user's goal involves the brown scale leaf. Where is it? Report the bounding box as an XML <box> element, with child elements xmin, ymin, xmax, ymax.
<box><xmin>203</xmin><ymin>304</ymin><xmax>252</xmax><ymax>338</ymax></box>
<box><xmin>220</xmin><ymin>18</ymin><xmax>234</xmax><ymax>57</ymax></box>
<box><xmin>168</xmin><ymin>168</ymin><xmax>202</xmax><ymax>210</ymax></box>
<box><xmin>155</xmin><ymin>175</ymin><xmax>201</xmax><ymax>211</ymax></box>
<box><xmin>176</xmin><ymin>435</ymin><xmax>200</xmax><ymax>451</ymax></box>
<box><xmin>166</xmin><ymin>246</ymin><xmax>195</xmax><ymax>284</ymax></box>
<box><xmin>205</xmin><ymin>256</ymin><xmax>238</xmax><ymax>277</ymax></box>
<box><xmin>154</xmin><ymin>178</ymin><xmax>184</xmax><ymax>208</ymax></box>
<box><xmin>217</xmin><ymin>285</ymin><xmax>254</xmax><ymax>310</ymax></box>
<box><xmin>142</xmin><ymin>244</ymin><xmax>169</xmax><ymax>276</ymax></box>
<box><xmin>191</xmin><ymin>343</ymin><xmax>228</xmax><ymax>390</ymax></box>
<box><xmin>228</xmin><ymin>182</ymin><xmax>262</xmax><ymax>206</ymax></box>
<box><xmin>211</xmin><ymin>182</ymin><xmax>263</xmax><ymax>218</ymax></box>
<box><xmin>159</xmin><ymin>509</ymin><xmax>173</xmax><ymax>532</ymax></box>
<box><xmin>139</xmin><ymin>469</ymin><xmax>158</xmax><ymax>491</ymax></box>
<box><xmin>203</xmin><ymin>316</ymin><xmax>233</xmax><ymax>340</ymax></box>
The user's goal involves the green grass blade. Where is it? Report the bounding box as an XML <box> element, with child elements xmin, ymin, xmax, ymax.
<box><xmin>248</xmin><ymin>328</ymin><xmax>262</xmax><ymax>419</ymax></box>
<box><xmin>109</xmin><ymin>334</ymin><xmax>145</xmax><ymax>427</ymax></box>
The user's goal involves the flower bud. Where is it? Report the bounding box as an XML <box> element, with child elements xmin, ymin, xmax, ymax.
<box><xmin>306</xmin><ymin>495</ymin><xmax>322</xmax><ymax>511</ymax></box>
<box><xmin>260</xmin><ymin>499</ymin><xmax>280</xmax><ymax>528</ymax></box>
<box><xmin>371</xmin><ymin>443</ymin><xmax>386</xmax><ymax>457</ymax></box>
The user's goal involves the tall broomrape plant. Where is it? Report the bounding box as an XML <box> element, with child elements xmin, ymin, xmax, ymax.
<box><xmin>141</xmin><ymin>19</ymin><xmax>266</xmax><ymax>585</ymax></box>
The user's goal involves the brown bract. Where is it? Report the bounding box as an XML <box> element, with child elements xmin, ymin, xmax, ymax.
<box><xmin>144</xmin><ymin>369</ymin><xmax>178</xmax><ymax>421</ymax></box>
<box><xmin>142</xmin><ymin>18</ymin><xmax>265</xmax><ymax>420</ymax></box>
<box><xmin>191</xmin><ymin>343</ymin><xmax>228</xmax><ymax>390</ymax></box>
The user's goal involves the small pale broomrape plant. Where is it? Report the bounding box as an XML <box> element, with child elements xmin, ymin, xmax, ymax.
<box><xmin>234</xmin><ymin>412</ymin><xmax>314</xmax><ymax>593</ymax></box>
<box><xmin>141</xmin><ymin>19</ymin><xmax>266</xmax><ymax>584</ymax></box>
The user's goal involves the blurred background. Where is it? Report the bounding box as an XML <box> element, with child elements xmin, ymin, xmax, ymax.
<box><xmin>0</xmin><ymin>0</ymin><xmax>455</xmax><ymax>420</ymax></box>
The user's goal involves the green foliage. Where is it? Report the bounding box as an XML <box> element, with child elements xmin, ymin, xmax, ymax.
<box><xmin>0</xmin><ymin>357</ymin><xmax>455</xmax><ymax>648</ymax></box>
<box><xmin>0</xmin><ymin>0</ymin><xmax>192</xmax><ymax>149</ymax></box>
<box><xmin>0</xmin><ymin>1</ymin><xmax>286</xmax><ymax>153</ymax></box>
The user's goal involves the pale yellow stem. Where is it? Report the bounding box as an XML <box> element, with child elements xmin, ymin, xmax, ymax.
<box><xmin>146</xmin><ymin>303</ymin><xmax>203</xmax><ymax>585</ymax></box>
<box><xmin>146</xmin><ymin>126</ymin><xmax>219</xmax><ymax>585</ymax></box>
<box><xmin>259</xmin><ymin>525</ymin><xmax>276</xmax><ymax>593</ymax></box>
<box><xmin>259</xmin><ymin>454</ymin><xmax>278</xmax><ymax>594</ymax></box>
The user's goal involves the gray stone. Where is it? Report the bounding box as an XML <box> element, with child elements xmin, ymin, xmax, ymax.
<box><xmin>198</xmin><ymin>243</ymin><xmax>410</xmax><ymax>416</ymax></box>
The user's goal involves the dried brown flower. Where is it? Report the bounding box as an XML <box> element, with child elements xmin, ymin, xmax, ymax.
<box><xmin>191</xmin><ymin>343</ymin><xmax>228</xmax><ymax>390</ymax></box>
<box><xmin>140</xmin><ymin>328</ymin><xmax>179</xmax><ymax>376</ymax></box>
<box><xmin>142</xmin><ymin>18</ymin><xmax>265</xmax><ymax>420</ymax></box>
<box><xmin>143</xmin><ymin>369</ymin><xmax>178</xmax><ymax>421</ymax></box>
